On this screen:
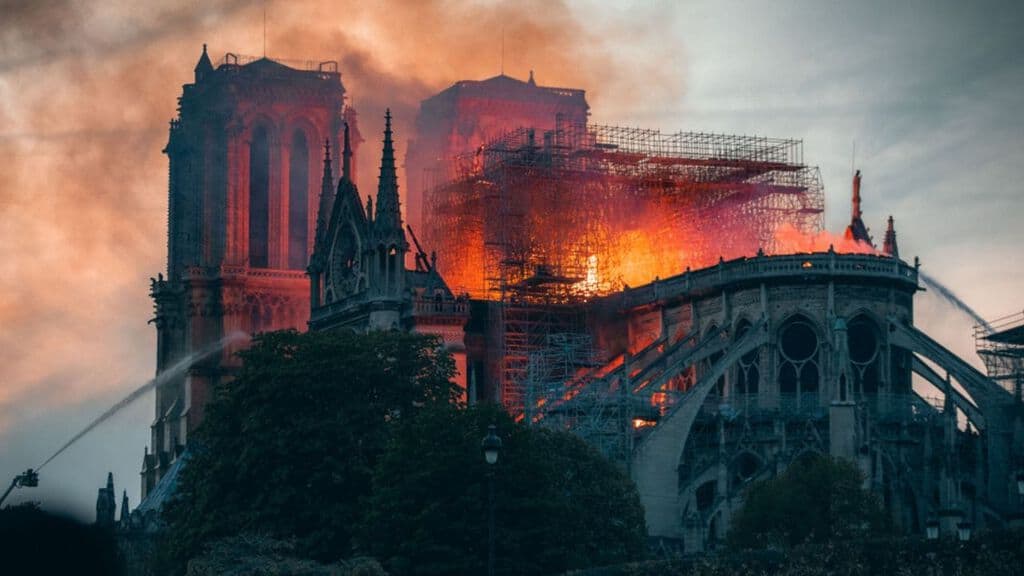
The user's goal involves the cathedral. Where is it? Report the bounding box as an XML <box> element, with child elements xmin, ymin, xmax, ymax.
<box><xmin>119</xmin><ymin>47</ymin><xmax>1024</xmax><ymax>554</ymax></box>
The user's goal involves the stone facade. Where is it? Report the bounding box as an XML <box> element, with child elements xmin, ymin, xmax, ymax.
<box><xmin>144</xmin><ymin>48</ymin><xmax>359</xmax><ymax>496</ymax></box>
<box><xmin>308</xmin><ymin>112</ymin><xmax>470</xmax><ymax>392</ymax></box>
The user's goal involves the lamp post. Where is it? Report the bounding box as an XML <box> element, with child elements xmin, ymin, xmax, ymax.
<box><xmin>481</xmin><ymin>424</ymin><xmax>502</xmax><ymax>576</ymax></box>
<box><xmin>0</xmin><ymin>469</ymin><xmax>39</xmax><ymax>508</ymax></box>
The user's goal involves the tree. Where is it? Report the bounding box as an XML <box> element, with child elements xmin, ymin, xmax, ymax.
<box><xmin>162</xmin><ymin>329</ymin><xmax>458</xmax><ymax>570</ymax></box>
<box><xmin>0</xmin><ymin>502</ymin><xmax>121</xmax><ymax>574</ymax></box>
<box><xmin>361</xmin><ymin>403</ymin><xmax>647</xmax><ymax>576</ymax></box>
<box><xmin>727</xmin><ymin>454</ymin><xmax>889</xmax><ymax>549</ymax></box>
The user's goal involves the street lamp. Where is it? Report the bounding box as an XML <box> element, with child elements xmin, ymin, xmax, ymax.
<box><xmin>481</xmin><ymin>425</ymin><xmax>502</xmax><ymax>576</ymax></box>
<box><xmin>0</xmin><ymin>469</ymin><xmax>39</xmax><ymax>507</ymax></box>
<box><xmin>956</xmin><ymin>521</ymin><xmax>972</xmax><ymax>542</ymax></box>
<box><xmin>482</xmin><ymin>425</ymin><xmax>502</xmax><ymax>465</ymax></box>
<box><xmin>925</xmin><ymin>518</ymin><xmax>940</xmax><ymax>541</ymax></box>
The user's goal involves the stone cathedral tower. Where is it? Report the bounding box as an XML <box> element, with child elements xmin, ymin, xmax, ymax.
<box><xmin>143</xmin><ymin>47</ymin><xmax>361</xmax><ymax>496</ymax></box>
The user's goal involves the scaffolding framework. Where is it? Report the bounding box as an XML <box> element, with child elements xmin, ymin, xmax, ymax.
<box><xmin>975</xmin><ymin>311</ymin><xmax>1024</xmax><ymax>398</ymax></box>
<box><xmin>422</xmin><ymin>119</ymin><xmax>825</xmax><ymax>415</ymax></box>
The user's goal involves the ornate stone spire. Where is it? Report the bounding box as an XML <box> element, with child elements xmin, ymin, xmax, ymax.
<box><xmin>120</xmin><ymin>490</ymin><xmax>130</xmax><ymax>525</ymax></box>
<box><xmin>882</xmin><ymin>215</ymin><xmax>899</xmax><ymax>258</ymax></box>
<box><xmin>375</xmin><ymin>109</ymin><xmax>402</xmax><ymax>231</ymax></box>
<box><xmin>315</xmin><ymin>139</ymin><xmax>333</xmax><ymax>245</ymax></box>
<box><xmin>342</xmin><ymin>121</ymin><xmax>353</xmax><ymax>183</ymax></box>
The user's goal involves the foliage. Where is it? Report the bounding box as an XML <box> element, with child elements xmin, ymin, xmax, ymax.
<box><xmin>361</xmin><ymin>403</ymin><xmax>647</xmax><ymax>576</ymax></box>
<box><xmin>162</xmin><ymin>329</ymin><xmax>458</xmax><ymax>571</ymax></box>
<box><xmin>186</xmin><ymin>534</ymin><xmax>387</xmax><ymax>576</ymax></box>
<box><xmin>727</xmin><ymin>454</ymin><xmax>889</xmax><ymax>549</ymax></box>
<box><xmin>564</xmin><ymin>529</ymin><xmax>1024</xmax><ymax>576</ymax></box>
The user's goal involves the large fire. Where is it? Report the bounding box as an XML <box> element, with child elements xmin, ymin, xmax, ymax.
<box><xmin>422</xmin><ymin>122</ymin><xmax>829</xmax><ymax>301</ymax></box>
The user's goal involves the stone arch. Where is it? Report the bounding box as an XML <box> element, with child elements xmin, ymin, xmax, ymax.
<box><xmin>632</xmin><ymin>317</ymin><xmax>768</xmax><ymax>539</ymax></box>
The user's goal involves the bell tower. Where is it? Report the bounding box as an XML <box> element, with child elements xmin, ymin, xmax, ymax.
<box><xmin>144</xmin><ymin>47</ymin><xmax>361</xmax><ymax>497</ymax></box>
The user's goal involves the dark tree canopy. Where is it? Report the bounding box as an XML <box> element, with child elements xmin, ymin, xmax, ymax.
<box><xmin>0</xmin><ymin>502</ymin><xmax>121</xmax><ymax>574</ymax></box>
<box><xmin>362</xmin><ymin>403</ymin><xmax>647</xmax><ymax>576</ymax></box>
<box><xmin>162</xmin><ymin>329</ymin><xmax>458</xmax><ymax>568</ymax></box>
<box><xmin>728</xmin><ymin>454</ymin><xmax>889</xmax><ymax>549</ymax></box>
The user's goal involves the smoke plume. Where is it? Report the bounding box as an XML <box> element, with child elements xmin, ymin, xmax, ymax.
<box><xmin>0</xmin><ymin>1</ymin><xmax>682</xmax><ymax>437</ymax></box>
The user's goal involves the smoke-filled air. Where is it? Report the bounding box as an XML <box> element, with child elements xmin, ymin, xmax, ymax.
<box><xmin>1</xmin><ymin>0</ymin><xmax>1022</xmax><ymax>521</ymax></box>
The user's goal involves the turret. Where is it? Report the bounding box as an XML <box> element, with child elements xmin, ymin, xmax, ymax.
<box><xmin>95</xmin><ymin>472</ymin><xmax>116</xmax><ymax>528</ymax></box>
<box><xmin>882</xmin><ymin>215</ymin><xmax>899</xmax><ymax>258</ymax></box>
<box><xmin>194</xmin><ymin>44</ymin><xmax>214</xmax><ymax>83</ymax></box>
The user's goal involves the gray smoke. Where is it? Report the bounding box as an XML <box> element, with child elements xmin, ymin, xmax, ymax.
<box><xmin>35</xmin><ymin>331</ymin><xmax>247</xmax><ymax>471</ymax></box>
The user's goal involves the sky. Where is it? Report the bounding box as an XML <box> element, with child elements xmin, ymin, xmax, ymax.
<box><xmin>0</xmin><ymin>0</ymin><xmax>1021</xmax><ymax>518</ymax></box>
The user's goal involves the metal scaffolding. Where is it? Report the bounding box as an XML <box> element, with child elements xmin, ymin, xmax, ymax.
<box><xmin>422</xmin><ymin>119</ymin><xmax>825</xmax><ymax>415</ymax></box>
<box><xmin>975</xmin><ymin>310</ymin><xmax>1024</xmax><ymax>399</ymax></box>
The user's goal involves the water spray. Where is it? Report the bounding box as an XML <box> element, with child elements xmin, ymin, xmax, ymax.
<box><xmin>34</xmin><ymin>331</ymin><xmax>248</xmax><ymax>472</ymax></box>
<box><xmin>918</xmin><ymin>271</ymin><xmax>992</xmax><ymax>332</ymax></box>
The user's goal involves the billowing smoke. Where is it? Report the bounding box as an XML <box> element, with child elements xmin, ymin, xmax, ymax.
<box><xmin>0</xmin><ymin>0</ymin><xmax>682</xmax><ymax>472</ymax></box>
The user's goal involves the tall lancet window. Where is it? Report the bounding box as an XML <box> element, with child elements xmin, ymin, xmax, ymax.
<box><xmin>288</xmin><ymin>130</ymin><xmax>310</xmax><ymax>270</ymax></box>
<box><xmin>249</xmin><ymin>126</ymin><xmax>270</xmax><ymax>268</ymax></box>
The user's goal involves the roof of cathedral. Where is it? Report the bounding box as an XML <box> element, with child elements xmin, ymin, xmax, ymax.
<box><xmin>425</xmin><ymin>72</ymin><xmax>588</xmax><ymax>108</ymax></box>
<box><xmin>408</xmin><ymin>267</ymin><xmax>456</xmax><ymax>299</ymax></box>
<box><xmin>135</xmin><ymin>451</ymin><xmax>189</xmax><ymax>516</ymax></box>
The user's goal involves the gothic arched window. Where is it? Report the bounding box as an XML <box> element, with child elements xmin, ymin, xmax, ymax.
<box><xmin>249</xmin><ymin>126</ymin><xmax>270</xmax><ymax>268</ymax></box>
<box><xmin>848</xmin><ymin>315</ymin><xmax>881</xmax><ymax>397</ymax></box>
<box><xmin>288</xmin><ymin>130</ymin><xmax>310</xmax><ymax>270</ymax></box>
<box><xmin>777</xmin><ymin>317</ymin><xmax>820</xmax><ymax>407</ymax></box>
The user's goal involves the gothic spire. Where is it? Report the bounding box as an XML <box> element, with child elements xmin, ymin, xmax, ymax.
<box><xmin>883</xmin><ymin>215</ymin><xmax>899</xmax><ymax>258</ymax></box>
<box><xmin>375</xmin><ymin>109</ymin><xmax>402</xmax><ymax>230</ymax></box>
<box><xmin>120</xmin><ymin>490</ymin><xmax>130</xmax><ymax>525</ymax></box>
<box><xmin>342</xmin><ymin>121</ymin><xmax>353</xmax><ymax>183</ymax></box>
<box><xmin>315</xmin><ymin>139</ymin><xmax>334</xmax><ymax>244</ymax></box>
